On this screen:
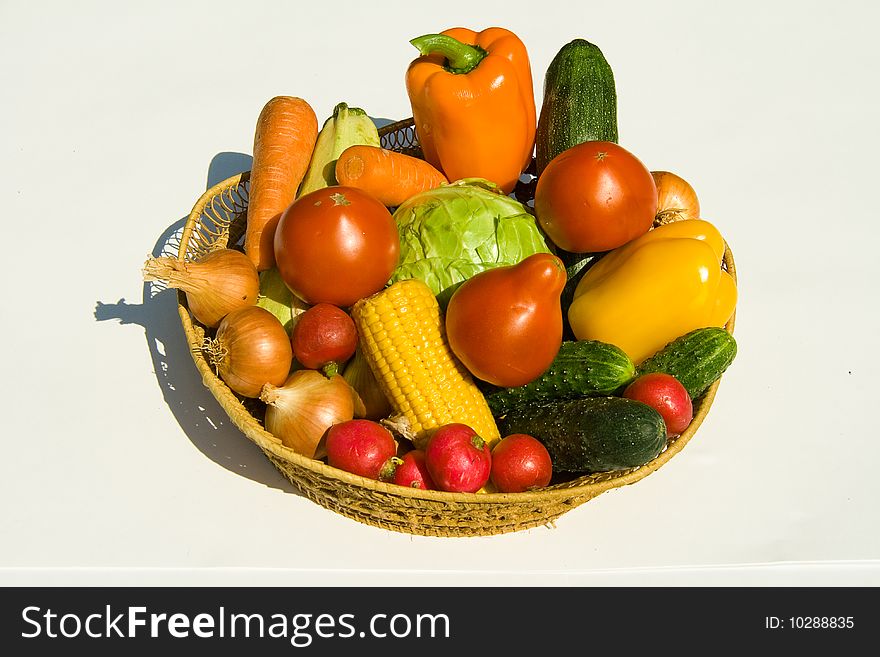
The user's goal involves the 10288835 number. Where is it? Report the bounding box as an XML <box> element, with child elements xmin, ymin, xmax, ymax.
<box><xmin>790</xmin><ymin>617</ymin><xmax>854</xmax><ymax>629</ymax></box>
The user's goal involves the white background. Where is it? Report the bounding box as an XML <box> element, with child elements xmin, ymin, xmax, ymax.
<box><xmin>2</xmin><ymin>0</ymin><xmax>878</xmax><ymax>586</ymax></box>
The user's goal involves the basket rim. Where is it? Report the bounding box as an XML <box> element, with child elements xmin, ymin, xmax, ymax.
<box><xmin>176</xmin><ymin>151</ymin><xmax>736</xmax><ymax>507</ymax></box>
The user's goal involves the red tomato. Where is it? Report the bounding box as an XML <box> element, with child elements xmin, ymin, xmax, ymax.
<box><xmin>273</xmin><ymin>186</ymin><xmax>400</xmax><ymax>307</ymax></box>
<box><xmin>445</xmin><ymin>253</ymin><xmax>566</xmax><ymax>387</ymax></box>
<box><xmin>534</xmin><ymin>141</ymin><xmax>657</xmax><ymax>253</ymax></box>
<box><xmin>291</xmin><ymin>303</ymin><xmax>357</xmax><ymax>370</ymax></box>
<box><xmin>623</xmin><ymin>372</ymin><xmax>693</xmax><ymax>437</ymax></box>
<box><xmin>490</xmin><ymin>434</ymin><xmax>553</xmax><ymax>493</ymax></box>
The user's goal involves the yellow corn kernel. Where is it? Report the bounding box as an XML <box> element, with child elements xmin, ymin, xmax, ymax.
<box><xmin>352</xmin><ymin>279</ymin><xmax>501</xmax><ymax>449</ymax></box>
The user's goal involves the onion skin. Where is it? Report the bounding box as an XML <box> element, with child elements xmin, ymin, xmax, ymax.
<box><xmin>651</xmin><ymin>171</ymin><xmax>700</xmax><ymax>225</ymax></box>
<box><xmin>342</xmin><ymin>347</ymin><xmax>392</xmax><ymax>420</ymax></box>
<box><xmin>143</xmin><ymin>248</ymin><xmax>260</xmax><ymax>327</ymax></box>
<box><xmin>209</xmin><ymin>306</ymin><xmax>293</xmax><ymax>398</ymax></box>
<box><xmin>261</xmin><ymin>370</ymin><xmax>360</xmax><ymax>458</ymax></box>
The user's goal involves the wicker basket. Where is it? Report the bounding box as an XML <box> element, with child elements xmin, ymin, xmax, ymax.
<box><xmin>175</xmin><ymin>118</ymin><xmax>737</xmax><ymax>537</ymax></box>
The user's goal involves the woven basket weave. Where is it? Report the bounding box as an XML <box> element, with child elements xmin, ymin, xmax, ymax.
<box><xmin>175</xmin><ymin>118</ymin><xmax>737</xmax><ymax>537</ymax></box>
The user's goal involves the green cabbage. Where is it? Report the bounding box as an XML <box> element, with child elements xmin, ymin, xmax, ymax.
<box><xmin>390</xmin><ymin>179</ymin><xmax>552</xmax><ymax>305</ymax></box>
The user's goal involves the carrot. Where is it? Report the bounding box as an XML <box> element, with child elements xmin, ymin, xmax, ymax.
<box><xmin>335</xmin><ymin>145</ymin><xmax>448</xmax><ymax>207</ymax></box>
<box><xmin>245</xmin><ymin>96</ymin><xmax>318</xmax><ymax>271</ymax></box>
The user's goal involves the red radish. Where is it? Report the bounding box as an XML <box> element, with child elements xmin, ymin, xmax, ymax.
<box><xmin>623</xmin><ymin>372</ymin><xmax>693</xmax><ymax>437</ymax></box>
<box><xmin>424</xmin><ymin>423</ymin><xmax>492</xmax><ymax>493</ymax></box>
<box><xmin>390</xmin><ymin>450</ymin><xmax>436</xmax><ymax>490</ymax></box>
<box><xmin>490</xmin><ymin>434</ymin><xmax>553</xmax><ymax>493</ymax></box>
<box><xmin>325</xmin><ymin>419</ymin><xmax>397</xmax><ymax>480</ymax></box>
<box><xmin>291</xmin><ymin>303</ymin><xmax>358</xmax><ymax>372</ymax></box>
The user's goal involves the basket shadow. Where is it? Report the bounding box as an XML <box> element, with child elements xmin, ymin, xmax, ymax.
<box><xmin>94</xmin><ymin>159</ymin><xmax>301</xmax><ymax>496</ymax></box>
<box><xmin>371</xmin><ymin>117</ymin><xmax>396</xmax><ymax>130</ymax></box>
<box><xmin>207</xmin><ymin>151</ymin><xmax>252</xmax><ymax>190</ymax></box>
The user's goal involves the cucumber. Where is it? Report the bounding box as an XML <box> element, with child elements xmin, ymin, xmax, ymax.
<box><xmin>635</xmin><ymin>327</ymin><xmax>737</xmax><ymax>400</ymax></box>
<box><xmin>558</xmin><ymin>251</ymin><xmax>599</xmax><ymax>339</ymax></box>
<box><xmin>298</xmin><ymin>102</ymin><xmax>380</xmax><ymax>197</ymax></box>
<box><xmin>500</xmin><ymin>397</ymin><xmax>666</xmax><ymax>473</ymax></box>
<box><xmin>536</xmin><ymin>39</ymin><xmax>618</xmax><ymax>176</ymax></box>
<box><xmin>484</xmin><ymin>340</ymin><xmax>634</xmax><ymax>416</ymax></box>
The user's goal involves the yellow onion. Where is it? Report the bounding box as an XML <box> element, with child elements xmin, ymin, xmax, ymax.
<box><xmin>260</xmin><ymin>370</ymin><xmax>365</xmax><ymax>458</ymax></box>
<box><xmin>143</xmin><ymin>248</ymin><xmax>260</xmax><ymax>327</ymax></box>
<box><xmin>342</xmin><ymin>347</ymin><xmax>393</xmax><ymax>420</ymax></box>
<box><xmin>203</xmin><ymin>306</ymin><xmax>292</xmax><ymax>398</ymax></box>
<box><xmin>651</xmin><ymin>171</ymin><xmax>700</xmax><ymax>226</ymax></box>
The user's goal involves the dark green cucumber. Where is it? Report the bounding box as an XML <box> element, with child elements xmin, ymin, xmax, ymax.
<box><xmin>485</xmin><ymin>340</ymin><xmax>634</xmax><ymax>416</ymax></box>
<box><xmin>636</xmin><ymin>327</ymin><xmax>737</xmax><ymax>400</ymax></box>
<box><xmin>500</xmin><ymin>397</ymin><xmax>666</xmax><ymax>473</ymax></box>
<box><xmin>536</xmin><ymin>38</ymin><xmax>618</xmax><ymax>175</ymax></box>
<box><xmin>558</xmin><ymin>250</ymin><xmax>599</xmax><ymax>340</ymax></box>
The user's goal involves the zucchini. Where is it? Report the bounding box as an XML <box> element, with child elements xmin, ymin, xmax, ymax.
<box><xmin>298</xmin><ymin>102</ymin><xmax>380</xmax><ymax>197</ymax></box>
<box><xmin>255</xmin><ymin>267</ymin><xmax>308</xmax><ymax>334</ymax></box>
<box><xmin>500</xmin><ymin>397</ymin><xmax>666</xmax><ymax>473</ymax></box>
<box><xmin>635</xmin><ymin>327</ymin><xmax>737</xmax><ymax>400</ymax></box>
<box><xmin>536</xmin><ymin>39</ymin><xmax>618</xmax><ymax>175</ymax></box>
<box><xmin>484</xmin><ymin>340</ymin><xmax>634</xmax><ymax>416</ymax></box>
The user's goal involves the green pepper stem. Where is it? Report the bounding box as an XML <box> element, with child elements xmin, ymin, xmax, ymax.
<box><xmin>409</xmin><ymin>34</ymin><xmax>487</xmax><ymax>74</ymax></box>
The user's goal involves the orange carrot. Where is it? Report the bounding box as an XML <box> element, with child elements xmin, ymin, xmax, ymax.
<box><xmin>335</xmin><ymin>145</ymin><xmax>448</xmax><ymax>207</ymax></box>
<box><xmin>245</xmin><ymin>96</ymin><xmax>318</xmax><ymax>271</ymax></box>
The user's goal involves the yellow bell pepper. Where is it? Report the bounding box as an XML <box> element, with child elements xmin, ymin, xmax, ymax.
<box><xmin>568</xmin><ymin>219</ymin><xmax>737</xmax><ymax>364</ymax></box>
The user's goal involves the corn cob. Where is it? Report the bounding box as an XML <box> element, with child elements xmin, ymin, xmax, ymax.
<box><xmin>352</xmin><ymin>279</ymin><xmax>501</xmax><ymax>449</ymax></box>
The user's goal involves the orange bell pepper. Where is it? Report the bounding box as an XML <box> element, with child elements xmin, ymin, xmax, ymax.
<box><xmin>567</xmin><ymin>219</ymin><xmax>737</xmax><ymax>364</ymax></box>
<box><xmin>405</xmin><ymin>27</ymin><xmax>537</xmax><ymax>194</ymax></box>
